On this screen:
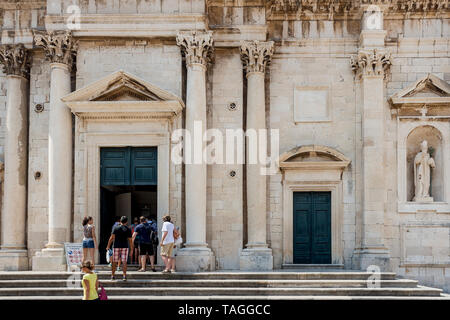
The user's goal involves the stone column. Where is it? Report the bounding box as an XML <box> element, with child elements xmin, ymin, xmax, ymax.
<box><xmin>32</xmin><ymin>31</ymin><xmax>77</xmax><ymax>271</ymax></box>
<box><xmin>0</xmin><ymin>44</ymin><xmax>30</xmax><ymax>271</ymax></box>
<box><xmin>239</xmin><ymin>40</ymin><xmax>274</xmax><ymax>270</ymax></box>
<box><xmin>175</xmin><ymin>31</ymin><xmax>215</xmax><ymax>271</ymax></box>
<box><xmin>352</xmin><ymin>7</ymin><xmax>391</xmax><ymax>271</ymax></box>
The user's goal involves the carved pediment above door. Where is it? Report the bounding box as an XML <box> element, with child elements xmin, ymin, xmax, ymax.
<box><xmin>61</xmin><ymin>70</ymin><xmax>184</xmax><ymax>120</ymax></box>
<box><xmin>389</xmin><ymin>73</ymin><xmax>450</xmax><ymax>113</ymax></box>
<box><xmin>279</xmin><ymin>145</ymin><xmax>351</xmax><ymax>171</ymax></box>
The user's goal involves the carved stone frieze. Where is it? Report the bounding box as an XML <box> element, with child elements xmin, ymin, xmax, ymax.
<box><xmin>33</xmin><ymin>30</ymin><xmax>77</xmax><ymax>71</ymax></box>
<box><xmin>240</xmin><ymin>41</ymin><xmax>275</xmax><ymax>75</ymax></box>
<box><xmin>351</xmin><ymin>48</ymin><xmax>392</xmax><ymax>79</ymax></box>
<box><xmin>0</xmin><ymin>44</ymin><xmax>30</xmax><ymax>79</ymax></box>
<box><xmin>176</xmin><ymin>31</ymin><xmax>214</xmax><ymax>68</ymax></box>
<box><xmin>267</xmin><ymin>0</ymin><xmax>449</xmax><ymax>19</ymax></box>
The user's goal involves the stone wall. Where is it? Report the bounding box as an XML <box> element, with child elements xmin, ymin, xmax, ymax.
<box><xmin>268</xmin><ymin>41</ymin><xmax>358</xmax><ymax>268</ymax></box>
<box><xmin>384</xmin><ymin>36</ymin><xmax>450</xmax><ymax>292</ymax></box>
<box><xmin>47</xmin><ymin>0</ymin><xmax>205</xmax><ymax>14</ymax></box>
<box><xmin>75</xmin><ymin>39</ymin><xmax>182</xmax><ymax>97</ymax></box>
<box><xmin>207</xmin><ymin>48</ymin><xmax>244</xmax><ymax>270</ymax></box>
<box><xmin>26</xmin><ymin>51</ymin><xmax>51</xmax><ymax>264</ymax></box>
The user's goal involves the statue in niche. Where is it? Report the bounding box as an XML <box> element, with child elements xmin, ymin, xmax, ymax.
<box><xmin>413</xmin><ymin>140</ymin><xmax>435</xmax><ymax>202</ymax></box>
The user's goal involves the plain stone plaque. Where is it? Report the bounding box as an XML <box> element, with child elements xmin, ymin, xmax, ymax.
<box><xmin>294</xmin><ymin>86</ymin><xmax>330</xmax><ymax>122</ymax></box>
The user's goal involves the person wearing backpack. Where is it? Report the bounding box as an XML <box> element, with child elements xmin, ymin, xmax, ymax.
<box><xmin>132</xmin><ymin>216</ymin><xmax>156</xmax><ymax>272</ymax></box>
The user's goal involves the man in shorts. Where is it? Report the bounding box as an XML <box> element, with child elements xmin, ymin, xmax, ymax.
<box><xmin>160</xmin><ymin>215</ymin><xmax>175</xmax><ymax>273</ymax></box>
<box><xmin>132</xmin><ymin>216</ymin><xmax>157</xmax><ymax>272</ymax></box>
<box><xmin>106</xmin><ymin>216</ymin><xmax>132</xmax><ymax>281</ymax></box>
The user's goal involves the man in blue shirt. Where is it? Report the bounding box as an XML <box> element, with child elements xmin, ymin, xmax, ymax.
<box><xmin>132</xmin><ymin>216</ymin><xmax>157</xmax><ymax>272</ymax></box>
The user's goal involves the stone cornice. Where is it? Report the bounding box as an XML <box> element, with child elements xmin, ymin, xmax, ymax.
<box><xmin>44</xmin><ymin>14</ymin><xmax>207</xmax><ymax>38</ymax></box>
<box><xmin>67</xmin><ymin>101</ymin><xmax>183</xmax><ymax>121</ymax></box>
<box><xmin>266</xmin><ymin>0</ymin><xmax>450</xmax><ymax>20</ymax></box>
<box><xmin>33</xmin><ymin>30</ymin><xmax>77</xmax><ymax>72</ymax></box>
<box><xmin>176</xmin><ymin>31</ymin><xmax>214</xmax><ymax>68</ymax></box>
<box><xmin>240</xmin><ymin>40</ymin><xmax>275</xmax><ymax>75</ymax></box>
<box><xmin>0</xmin><ymin>44</ymin><xmax>30</xmax><ymax>79</ymax></box>
<box><xmin>351</xmin><ymin>48</ymin><xmax>392</xmax><ymax>79</ymax></box>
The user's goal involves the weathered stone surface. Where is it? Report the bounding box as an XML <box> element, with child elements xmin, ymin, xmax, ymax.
<box><xmin>0</xmin><ymin>0</ymin><xmax>448</xmax><ymax>294</ymax></box>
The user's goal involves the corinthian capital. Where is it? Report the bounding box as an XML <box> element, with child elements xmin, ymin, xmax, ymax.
<box><xmin>176</xmin><ymin>31</ymin><xmax>214</xmax><ymax>68</ymax></box>
<box><xmin>34</xmin><ymin>30</ymin><xmax>77</xmax><ymax>71</ymax></box>
<box><xmin>0</xmin><ymin>44</ymin><xmax>30</xmax><ymax>79</ymax></box>
<box><xmin>351</xmin><ymin>48</ymin><xmax>392</xmax><ymax>79</ymax></box>
<box><xmin>240</xmin><ymin>41</ymin><xmax>275</xmax><ymax>76</ymax></box>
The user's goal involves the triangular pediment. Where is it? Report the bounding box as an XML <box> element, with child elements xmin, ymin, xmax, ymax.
<box><xmin>62</xmin><ymin>70</ymin><xmax>183</xmax><ymax>104</ymax></box>
<box><xmin>390</xmin><ymin>73</ymin><xmax>450</xmax><ymax>108</ymax></box>
<box><xmin>62</xmin><ymin>71</ymin><xmax>184</xmax><ymax>120</ymax></box>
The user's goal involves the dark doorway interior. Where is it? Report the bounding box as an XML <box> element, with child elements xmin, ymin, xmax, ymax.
<box><xmin>99</xmin><ymin>185</ymin><xmax>157</xmax><ymax>264</ymax></box>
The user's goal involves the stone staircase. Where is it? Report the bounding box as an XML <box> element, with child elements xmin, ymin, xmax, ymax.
<box><xmin>0</xmin><ymin>267</ymin><xmax>448</xmax><ymax>300</ymax></box>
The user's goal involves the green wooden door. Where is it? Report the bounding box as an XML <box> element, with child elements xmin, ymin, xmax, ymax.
<box><xmin>131</xmin><ymin>147</ymin><xmax>157</xmax><ymax>185</ymax></box>
<box><xmin>100</xmin><ymin>147</ymin><xmax>130</xmax><ymax>185</ymax></box>
<box><xmin>293</xmin><ymin>192</ymin><xmax>331</xmax><ymax>264</ymax></box>
<box><xmin>100</xmin><ymin>147</ymin><xmax>157</xmax><ymax>186</ymax></box>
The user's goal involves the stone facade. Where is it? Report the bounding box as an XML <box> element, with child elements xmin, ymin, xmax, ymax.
<box><xmin>0</xmin><ymin>0</ymin><xmax>448</xmax><ymax>291</ymax></box>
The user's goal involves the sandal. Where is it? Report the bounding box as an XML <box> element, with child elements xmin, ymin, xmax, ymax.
<box><xmin>151</xmin><ymin>268</ymin><xmax>157</xmax><ymax>272</ymax></box>
<box><xmin>170</xmin><ymin>269</ymin><xmax>176</xmax><ymax>273</ymax></box>
<box><xmin>162</xmin><ymin>269</ymin><xmax>171</xmax><ymax>273</ymax></box>
<box><xmin>138</xmin><ymin>269</ymin><xmax>146</xmax><ymax>272</ymax></box>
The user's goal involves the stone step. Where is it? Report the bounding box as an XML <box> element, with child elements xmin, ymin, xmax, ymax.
<box><xmin>0</xmin><ymin>279</ymin><xmax>419</xmax><ymax>288</ymax></box>
<box><xmin>0</xmin><ymin>286</ymin><xmax>442</xmax><ymax>297</ymax></box>
<box><xmin>282</xmin><ymin>264</ymin><xmax>345</xmax><ymax>271</ymax></box>
<box><xmin>0</xmin><ymin>271</ymin><xmax>398</xmax><ymax>281</ymax></box>
<box><xmin>1</xmin><ymin>295</ymin><xmax>450</xmax><ymax>300</ymax></box>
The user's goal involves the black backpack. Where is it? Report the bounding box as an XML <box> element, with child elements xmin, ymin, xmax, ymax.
<box><xmin>150</xmin><ymin>230</ymin><xmax>159</xmax><ymax>245</ymax></box>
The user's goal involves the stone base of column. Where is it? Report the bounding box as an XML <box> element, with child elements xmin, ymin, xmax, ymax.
<box><xmin>0</xmin><ymin>249</ymin><xmax>28</xmax><ymax>271</ymax></box>
<box><xmin>176</xmin><ymin>247</ymin><xmax>215</xmax><ymax>272</ymax></box>
<box><xmin>32</xmin><ymin>248</ymin><xmax>66</xmax><ymax>271</ymax></box>
<box><xmin>352</xmin><ymin>247</ymin><xmax>390</xmax><ymax>272</ymax></box>
<box><xmin>240</xmin><ymin>248</ymin><xmax>273</xmax><ymax>271</ymax></box>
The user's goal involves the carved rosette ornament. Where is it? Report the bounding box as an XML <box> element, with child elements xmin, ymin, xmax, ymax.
<box><xmin>176</xmin><ymin>31</ymin><xmax>214</xmax><ymax>68</ymax></box>
<box><xmin>0</xmin><ymin>44</ymin><xmax>30</xmax><ymax>79</ymax></box>
<box><xmin>351</xmin><ymin>48</ymin><xmax>392</xmax><ymax>79</ymax></box>
<box><xmin>240</xmin><ymin>41</ymin><xmax>275</xmax><ymax>76</ymax></box>
<box><xmin>34</xmin><ymin>30</ymin><xmax>77</xmax><ymax>72</ymax></box>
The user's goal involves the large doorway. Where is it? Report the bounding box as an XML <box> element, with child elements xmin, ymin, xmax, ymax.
<box><xmin>99</xmin><ymin>147</ymin><xmax>157</xmax><ymax>264</ymax></box>
<box><xmin>293</xmin><ymin>192</ymin><xmax>331</xmax><ymax>264</ymax></box>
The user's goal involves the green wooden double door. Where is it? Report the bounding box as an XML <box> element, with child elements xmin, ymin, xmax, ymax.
<box><xmin>100</xmin><ymin>147</ymin><xmax>157</xmax><ymax>186</ymax></box>
<box><xmin>293</xmin><ymin>192</ymin><xmax>331</xmax><ymax>264</ymax></box>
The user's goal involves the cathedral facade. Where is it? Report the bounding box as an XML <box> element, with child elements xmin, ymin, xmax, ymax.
<box><xmin>0</xmin><ymin>0</ymin><xmax>449</xmax><ymax>292</ymax></box>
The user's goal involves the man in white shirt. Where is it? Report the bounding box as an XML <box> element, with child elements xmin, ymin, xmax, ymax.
<box><xmin>160</xmin><ymin>215</ymin><xmax>175</xmax><ymax>273</ymax></box>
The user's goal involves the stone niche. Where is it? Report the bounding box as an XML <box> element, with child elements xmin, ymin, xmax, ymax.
<box><xmin>390</xmin><ymin>73</ymin><xmax>450</xmax><ymax>213</ymax></box>
<box><xmin>406</xmin><ymin>125</ymin><xmax>443</xmax><ymax>202</ymax></box>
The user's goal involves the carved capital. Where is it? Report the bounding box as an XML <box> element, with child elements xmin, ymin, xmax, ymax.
<box><xmin>34</xmin><ymin>30</ymin><xmax>77</xmax><ymax>71</ymax></box>
<box><xmin>351</xmin><ymin>48</ymin><xmax>392</xmax><ymax>79</ymax></box>
<box><xmin>176</xmin><ymin>31</ymin><xmax>214</xmax><ymax>68</ymax></box>
<box><xmin>0</xmin><ymin>44</ymin><xmax>30</xmax><ymax>79</ymax></box>
<box><xmin>240</xmin><ymin>41</ymin><xmax>275</xmax><ymax>76</ymax></box>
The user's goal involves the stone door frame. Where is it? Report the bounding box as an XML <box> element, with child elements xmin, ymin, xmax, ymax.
<box><xmin>279</xmin><ymin>145</ymin><xmax>350</xmax><ymax>265</ymax></box>
<box><xmin>282</xmin><ymin>177</ymin><xmax>343</xmax><ymax>265</ymax></box>
<box><xmin>73</xmin><ymin>129</ymin><xmax>172</xmax><ymax>265</ymax></box>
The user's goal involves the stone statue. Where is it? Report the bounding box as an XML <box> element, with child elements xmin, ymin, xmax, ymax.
<box><xmin>413</xmin><ymin>140</ymin><xmax>435</xmax><ymax>202</ymax></box>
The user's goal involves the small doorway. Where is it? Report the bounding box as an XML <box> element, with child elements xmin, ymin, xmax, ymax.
<box><xmin>99</xmin><ymin>147</ymin><xmax>157</xmax><ymax>264</ymax></box>
<box><xmin>293</xmin><ymin>192</ymin><xmax>331</xmax><ymax>264</ymax></box>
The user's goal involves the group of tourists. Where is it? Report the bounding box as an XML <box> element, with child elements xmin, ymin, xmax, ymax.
<box><xmin>81</xmin><ymin>214</ymin><xmax>180</xmax><ymax>300</ymax></box>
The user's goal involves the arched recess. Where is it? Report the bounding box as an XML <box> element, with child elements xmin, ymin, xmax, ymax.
<box><xmin>406</xmin><ymin>125</ymin><xmax>443</xmax><ymax>202</ymax></box>
<box><xmin>279</xmin><ymin>145</ymin><xmax>351</xmax><ymax>266</ymax></box>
